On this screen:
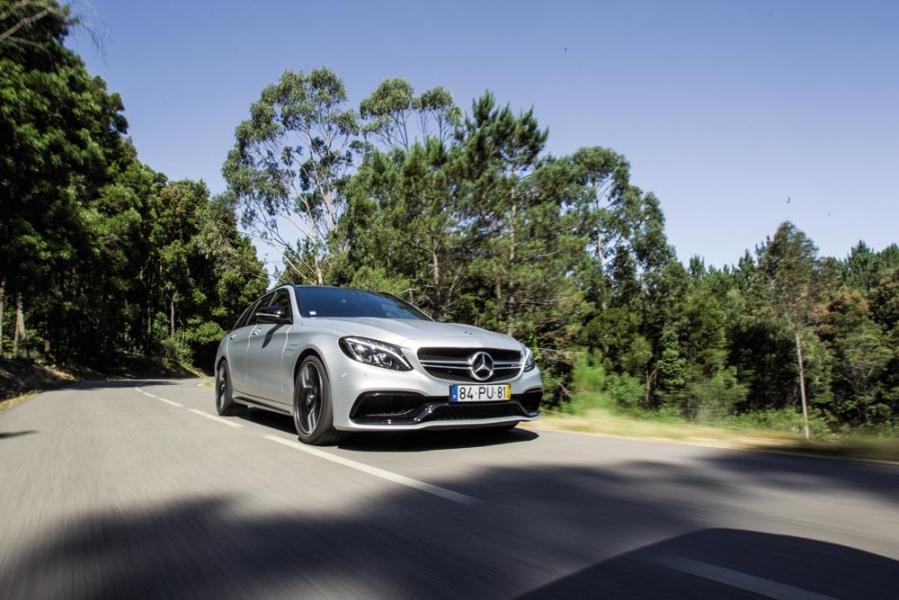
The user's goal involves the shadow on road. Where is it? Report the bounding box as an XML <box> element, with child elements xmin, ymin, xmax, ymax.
<box><xmin>1</xmin><ymin>459</ymin><xmax>897</xmax><ymax>598</ymax></box>
<box><xmin>340</xmin><ymin>427</ymin><xmax>539</xmax><ymax>452</ymax></box>
<box><xmin>518</xmin><ymin>529</ymin><xmax>899</xmax><ymax>599</ymax></box>
<box><xmin>702</xmin><ymin>451</ymin><xmax>899</xmax><ymax>507</ymax></box>
<box><xmin>237</xmin><ymin>406</ymin><xmax>540</xmax><ymax>451</ymax></box>
<box><xmin>237</xmin><ymin>406</ymin><xmax>295</xmax><ymax>434</ymax></box>
<box><xmin>0</xmin><ymin>430</ymin><xmax>36</xmax><ymax>440</ymax></box>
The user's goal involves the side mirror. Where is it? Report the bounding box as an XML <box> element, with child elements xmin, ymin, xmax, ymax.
<box><xmin>254</xmin><ymin>305</ymin><xmax>289</xmax><ymax>324</ymax></box>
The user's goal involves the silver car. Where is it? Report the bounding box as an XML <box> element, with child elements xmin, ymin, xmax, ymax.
<box><xmin>214</xmin><ymin>285</ymin><xmax>542</xmax><ymax>444</ymax></box>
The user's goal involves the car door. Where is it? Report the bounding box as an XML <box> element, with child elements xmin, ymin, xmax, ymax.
<box><xmin>227</xmin><ymin>294</ymin><xmax>269</xmax><ymax>394</ymax></box>
<box><xmin>244</xmin><ymin>288</ymin><xmax>294</xmax><ymax>405</ymax></box>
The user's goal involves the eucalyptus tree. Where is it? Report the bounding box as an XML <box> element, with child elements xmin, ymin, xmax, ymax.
<box><xmin>0</xmin><ymin>0</ymin><xmax>71</xmax><ymax>49</ymax></box>
<box><xmin>570</xmin><ymin>146</ymin><xmax>630</xmax><ymax>269</ymax></box>
<box><xmin>223</xmin><ymin>68</ymin><xmax>362</xmax><ymax>284</ymax></box>
<box><xmin>359</xmin><ymin>77</ymin><xmax>461</xmax><ymax>150</ymax></box>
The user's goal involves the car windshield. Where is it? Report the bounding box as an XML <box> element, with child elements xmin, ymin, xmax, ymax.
<box><xmin>294</xmin><ymin>287</ymin><xmax>431</xmax><ymax>320</ymax></box>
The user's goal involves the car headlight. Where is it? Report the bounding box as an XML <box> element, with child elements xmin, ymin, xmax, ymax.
<box><xmin>339</xmin><ymin>336</ymin><xmax>412</xmax><ymax>371</ymax></box>
<box><xmin>522</xmin><ymin>344</ymin><xmax>536</xmax><ymax>371</ymax></box>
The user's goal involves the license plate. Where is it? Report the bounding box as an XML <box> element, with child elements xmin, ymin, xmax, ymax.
<box><xmin>449</xmin><ymin>384</ymin><xmax>512</xmax><ymax>402</ymax></box>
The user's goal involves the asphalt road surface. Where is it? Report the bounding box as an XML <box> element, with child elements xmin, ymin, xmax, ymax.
<box><xmin>1</xmin><ymin>379</ymin><xmax>898</xmax><ymax>599</ymax></box>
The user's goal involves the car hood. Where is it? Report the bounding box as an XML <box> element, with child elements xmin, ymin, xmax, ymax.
<box><xmin>305</xmin><ymin>317</ymin><xmax>521</xmax><ymax>349</ymax></box>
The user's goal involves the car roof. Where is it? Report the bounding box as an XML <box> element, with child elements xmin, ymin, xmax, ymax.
<box><xmin>291</xmin><ymin>285</ymin><xmax>372</xmax><ymax>293</ymax></box>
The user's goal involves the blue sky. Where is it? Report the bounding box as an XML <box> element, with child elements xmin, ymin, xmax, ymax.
<box><xmin>69</xmin><ymin>0</ymin><xmax>898</xmax><ymax>268</ymax></box>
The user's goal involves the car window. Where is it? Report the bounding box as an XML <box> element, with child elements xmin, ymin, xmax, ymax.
<box><xmin>294</xmin><ymin>287</ymin><xmax>430</xmax><ymax>320</ymax></box>
<box><xmin>232</xmin><ymin>302</ymin><xmax>254</xmax><ymax>331</ymax></box>
<box><xmin>247</xmin><ymin>292</ymin><xmax>274</xmax><ymax>326</ymax></box>
<box><xmin>270</xmin><ymin>289</ymin><xmax>293</xmax><ymax>323</ymax></box>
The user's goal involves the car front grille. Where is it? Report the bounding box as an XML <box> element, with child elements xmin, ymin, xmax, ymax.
<box><xmin>417</xmin><ymin>347</ymin><xmax>522</xmax><ymax>383</ymax></box>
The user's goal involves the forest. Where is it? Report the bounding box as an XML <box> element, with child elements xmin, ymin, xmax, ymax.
<box><xmin>2</xmin><ymin>1</ymin><xmax>898</xmax><ymax>433</ymax></box>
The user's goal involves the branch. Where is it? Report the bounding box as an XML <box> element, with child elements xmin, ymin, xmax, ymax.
<box><xmin>0</xmin><ymin>2</ymin><xmax>56</xmax><ymax>46</ymax></box>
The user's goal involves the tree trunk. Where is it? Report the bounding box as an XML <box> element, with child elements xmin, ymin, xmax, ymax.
<box><xmin>0</xmin><ymin>276</ymin><xmax>5</xmax><ymax>356</ymax></box>
<box><xmin>507</xmin><ymin>202</ymin><xmax>516</xmax><ymax>336</ymax></box>
<box><xmin>314</xmin><ymin>255</ymin><xmax>324</xmax><ymax>286</ymax></box>
<box><xmin>644</xmin><ymin>366</ymin><xmax>657</xmax><ymax>408</ymax></box>
<box><xmin>794</xmin><ymin>329</ymin><xmax>810</xmax><ymax>440</ymax></box>
<box><xmin>494</xmin><ymin>279</ymin><xmax>502</xmax><ymax>330</ymax></box>
<box><xmin>169</xmin><ymin>299</ymin><xmax>175</xmax><ymax>338</ymax></box>
<box><xmin>14</xmin><ymin>294</ymin><xmax>26</xmax><ymax>357</ymax></box>
<box><xmin>431</xmin><ymin>237</ymin><xmax>440</xmax><ymax>310</ymax></box>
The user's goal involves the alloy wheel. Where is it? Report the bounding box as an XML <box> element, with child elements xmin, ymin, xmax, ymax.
<box><xmin>296</xmin><ymin>362</ymin><xmax>322</xmax><ymax>435</ymax></box>
<box><xmin>216</xmin><ymin>364</ymin><xmax>227</xmax><ymax>411</ymax></box>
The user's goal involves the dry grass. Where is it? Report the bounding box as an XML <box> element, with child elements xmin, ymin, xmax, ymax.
<box><xmin>524</xmin><ymin>408</ymin><xmax>899</xmax><ymax>463</ymax></box>
<box><xmin>0</xmin><ymin>358</ymin><xmax>76</xmax><ymax>412</ymax></box>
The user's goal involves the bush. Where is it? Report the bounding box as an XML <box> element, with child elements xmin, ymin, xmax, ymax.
<box><xmin>607</xmin><ymin>372</ymin><xmax>645</xmax><ymax>412</ymax></box>
<box><xmin>565</xmin><ymin>352</ymin><xmax>645</xmax><ymax>415</ymax></box>
<box><xmin>160</xmin><ymin>335</ymin><xmax>192</xmax><ymax>367</ymax></box>
<box><xmin>686</xmin><ymin>368</ymin><xmax>748</xmax><ymax>422</ymax></box>
<box><xmin>565</xmin><ymin>352</ymin><xmax>611</xmax><ymax>414</ymax></box>
<box><xmin>183</xmin><ymin>319</ymin><xmax>225</xmax><ymax>368</ymax></box>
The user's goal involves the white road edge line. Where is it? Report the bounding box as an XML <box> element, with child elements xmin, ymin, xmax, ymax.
<box><xmin>659</xmin><ymin>556</ymin><xmax>836</xmax><ymax>600</ymax></box>
<box><xmin>188</xmin><ymin>408</ymin><xmax>242</xmax><ymax>428</ymax></box>
<box><xmin>264</xmin><ymin>435</ymin><xmax>477</xmax><ymax>505</ymax></box>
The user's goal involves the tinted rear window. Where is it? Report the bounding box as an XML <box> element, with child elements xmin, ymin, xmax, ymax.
<box><xmin>294</xmin><ymin>287</ymin><xmax>430</xmax><ymax>320</ymax></box>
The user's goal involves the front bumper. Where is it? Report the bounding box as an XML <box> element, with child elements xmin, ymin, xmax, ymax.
<box><xmin>326</xmin><ymin>349</ymin><xmax>543</xmax><ymax>431</ymax></box>
<box><xmin>350</xmin><ymin>388</ymin><xmax>541</xmax><ymax>426</ymax></box>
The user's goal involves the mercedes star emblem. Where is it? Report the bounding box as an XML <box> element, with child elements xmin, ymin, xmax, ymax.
<box><xmin>468</xmin><ymin>351</ymin><xmax>494</xmax><ymax>381</ymax></box>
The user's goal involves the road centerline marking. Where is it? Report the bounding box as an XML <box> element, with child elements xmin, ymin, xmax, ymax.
<box><xmin>188</xmin><ymin>408</ymin><xmax>242</xmax><ymax>428</ymax></box>
<box><xmin>658</xmin><ymin>556</ymin><xmax>836</xmax><ymax>600</ymax></box>
<box><xmin>134</xmin><ymin>386</ymin><xmax>182</xmax><ymax>407</ymax></box>
<box><xmin>263</xmin><ymin>435</ymin><xmax>477</xmax><ymax>505</ymax></box>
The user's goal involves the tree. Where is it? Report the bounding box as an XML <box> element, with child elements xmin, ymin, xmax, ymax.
<box><xmin>1</xmin><ymin>2</ymin><xmax>266</xmax><ymax>367</ymax></box>
<box><xmin>359</xmin><ymin>78</ymin><xmax>461</xmax><ymax>150</ymax></box>
<box><xmin>751</xmin><ymin>222</ymin><xmax>828</xmax><ymax>438</ymax></box>
<box><xmin>336</xmin><ymin>138</ymin><xmax>466</xmax><ymax>318</ymax></box>
<box><xmin>0</xmin><ymin>0</ymin><xmax>70</xmax><ymax>50</ymax></box>
<box><xmin>223</xmin><ymin>68</ymin><xmax>361</xmax><ymax>284</ymax></box>
<box><xmin>1</xmin><ymin>0</ymin><xmax>130</xmax><ymax>358</ymax></box>
<box><xmin>146</xmin><ymin>180</ymin><xmax>268</xmax><ymax>365</ymax></box>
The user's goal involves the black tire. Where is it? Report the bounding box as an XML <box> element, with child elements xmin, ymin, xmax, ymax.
<box><xmin>293</xmin><ymin>356</ymin><xmax>342</xmax><ymax>445</ymax></box>
<box><xmin>215</xmin><ymin>361</ymin><xmax>245</xmax><ymax>416</ymax></box>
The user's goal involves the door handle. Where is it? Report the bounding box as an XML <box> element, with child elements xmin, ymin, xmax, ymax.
<box><xmin>251</xmin><ymin>329</ymin><xmax>261</xmax><ymax>336</ymax></box>
<box><xmin>229</xmin><ymin>333</ymin><xmax>237</xmax><ymax>340</ymax></box>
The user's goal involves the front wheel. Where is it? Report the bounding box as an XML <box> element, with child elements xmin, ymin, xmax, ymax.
<box><xmin>293</xmin><ymin>356</ymin><xmax>342</xmax><ymax>445</ymax></box>
<box><xmin>215</xmin><ymin>361</ymin><xmax>245</xmax><ymax>416</ymax></box>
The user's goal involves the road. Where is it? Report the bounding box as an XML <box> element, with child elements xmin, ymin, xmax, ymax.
<box><xmin>0</xmin><ymin>379</ymin><xmax>897</xmax><ymax>599</ymax></box>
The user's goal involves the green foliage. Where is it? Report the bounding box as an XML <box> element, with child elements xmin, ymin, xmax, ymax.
<box><xmin>293</xmin><ymin>70</ymin><xmax>899</xmax><ymax>434</ymax></box>
<box><xmin>0</xmin><ymin>1</ymin><xmax>266</xmax><ymax>370</ymax></box>
<box><xmin>566</xmin><ymin>352</ymin><xmax>613</xmax><ymax>414</ymax></box>
<box><xmin>685</xmin><ymin>368</ymin><xmax>748</xmax><ymax>422</ymax></box>
<box><xmin>607</xmin><ymin>373</ymin><xmax>647</xmax><ymax>414</ymax></box>
<box><xmin>4</xmin><ymin>14</ymin><xmax>897</xmax><ymax>436</ymax></box>
<box><xmin>223</xmin><ymin>67</ymin><xmax>361</xmax><ymax>284</ymax></box>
